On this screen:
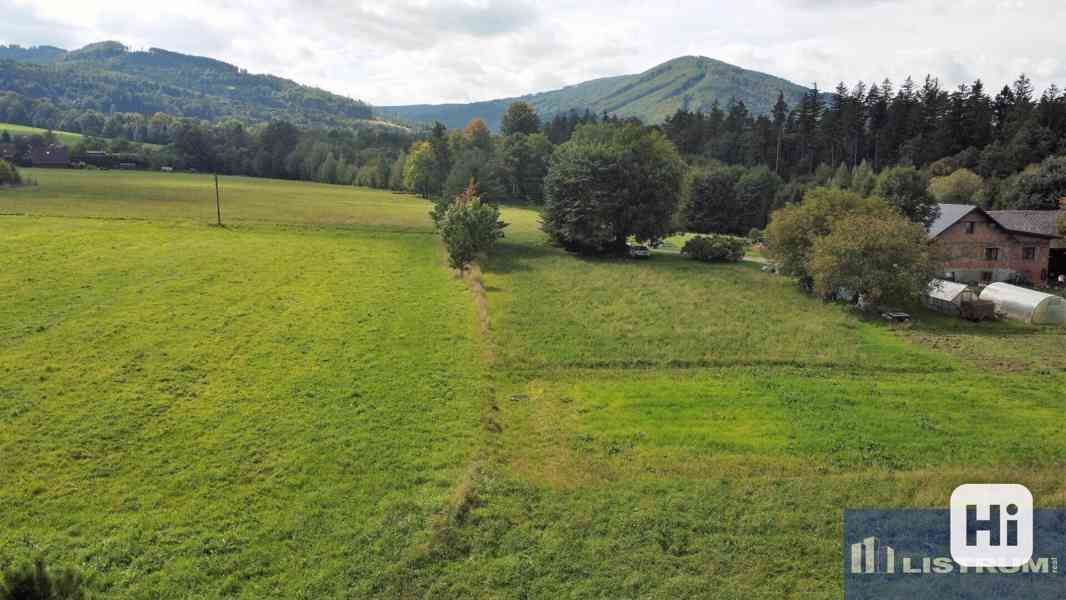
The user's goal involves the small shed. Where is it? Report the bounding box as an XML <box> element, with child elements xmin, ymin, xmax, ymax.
<box><xmin>979</xmin><ymin>283</ymin><xmax>1066</xmax><ymax>325</ymax></box>
<box><xmin>924</xmin><ymin>280</ymin><xmax>975</xmax><ymax>315</ymax></box>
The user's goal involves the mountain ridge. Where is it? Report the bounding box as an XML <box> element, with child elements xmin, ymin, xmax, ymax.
<box><xmin>0</xmin><ymin>43</ymin><xmax>812</xmax><ymax>134</ymax></box>
<box><xmin>0</xmin><ymin>41</ymin><xmax>377</xmax><ymax>130</ymax></box>
<box><xmin>379</xmin><ymin>55</ymin><xmax>813</xmax><ymax>131</ymax></box>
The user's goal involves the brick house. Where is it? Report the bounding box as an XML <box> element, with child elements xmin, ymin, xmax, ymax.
<box><xmin>928</xmin><ymin>204</ymin><xmax>1061</xmax><ymax>287</ymax></box>
<box><xmin>988</xmin><ymin>210</ymin><xmax>1066</xmax><ymax>282</ymax></box>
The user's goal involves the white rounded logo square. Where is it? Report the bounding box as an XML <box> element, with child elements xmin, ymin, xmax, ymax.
<box><xmin>950</xmin><ymin>484</ymin><xmax>1033</xmax><ymax>568</ymax></box>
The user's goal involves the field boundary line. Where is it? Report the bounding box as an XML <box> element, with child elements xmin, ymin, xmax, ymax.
<box><xmin>498</xmin><ymin>359</ymin><xmax>959</xmax><ymax>377</ymax></box>
<box><xmin>0</xmin><ymin>212</ymin><xmax>439</xmax><ymax>235</ymax></box>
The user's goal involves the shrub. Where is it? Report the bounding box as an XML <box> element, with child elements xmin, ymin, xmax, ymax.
<box><xmin>0</xmin><ymin>159</ymin><xmax>21</xmax><ymax>186</ymax></box>
<box><xmin>0</xmin><ymin>559</ymin><xmax>90</xmax><ymax>600</ymax></box>
<box><xmin>681</xmin><ymin>235</ymin><xmax>748</xmax><ymax>263</ymax></box>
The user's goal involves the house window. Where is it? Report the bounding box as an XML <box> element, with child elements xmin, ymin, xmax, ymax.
<box><xmin>965</xmin><ymin>222</ymin><xmax>976</xmax><ymax>234</ymax></box>
<box><xmin>985</xmin><ymin>247</ymin><xmax>1000</xmax><ymax>261</ymax></box>
<box><xmin>1023</xmin><ymin>247</ymin><xmax>1037</xmax><ymax>261</ymax></box>
<box><xmin>982</xmin><ymin>271</ymin><xmax>993</xmax><ymax>283</ymax></box>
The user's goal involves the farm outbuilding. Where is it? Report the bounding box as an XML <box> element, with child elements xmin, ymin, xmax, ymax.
<box><xmin>979</xmin><ymin>283</ymin><xmax>1066</xmax><ymax>325</ymax></box>
<box><xmin>923</xmin><ymin>280</ymin><xmax>975</xmax><ymax>315</ymax></box>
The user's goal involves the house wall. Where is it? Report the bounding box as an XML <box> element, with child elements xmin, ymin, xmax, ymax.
<box><xmin>933</xmin><ymin>211</ymin><xmax>1052</xmax><ymax>286</ymax></box>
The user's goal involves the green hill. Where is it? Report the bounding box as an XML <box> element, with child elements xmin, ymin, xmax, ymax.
<box><xmin>0</xmin><ymin>121</ymin><xmax>84</xmax><ymax>146</ymax></box>
<box><xmin>0</xmin><ymin>41</ymin><xmax>375</xmax><ymax>129</ymax></box>
<box><xmin>379</xmin><ymin>56</ymin><xmax>812</xmax><ymax>130</ymax></box>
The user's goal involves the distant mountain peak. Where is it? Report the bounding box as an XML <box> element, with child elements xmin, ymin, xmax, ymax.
<box><xmin>380</xmin><ymin>55</ymin><xmax>812</xmax><ymax>131</ymax></box>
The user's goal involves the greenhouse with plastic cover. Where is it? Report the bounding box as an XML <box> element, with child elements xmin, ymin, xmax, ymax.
<box><xmin>979</xmin><ymin>283</ymin><xmax>1066</xmax><ymax>325</ymax></box>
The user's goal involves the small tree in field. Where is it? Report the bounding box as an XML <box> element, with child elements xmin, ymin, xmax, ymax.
<box><xmin>809</xmin><ymin>212</ymin><xmax>942</xmax><ymax>307</ymax></box>
<box><xmin>440</xmin><ymin>181</ymin><xmax>506</xmax><ymax>275</ymax></box>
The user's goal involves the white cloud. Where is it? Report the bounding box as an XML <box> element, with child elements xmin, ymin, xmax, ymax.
<box><xmin>1</xmin><ymin>0</ymin><xmax>1065</xmax><ymax>106</ymax></box>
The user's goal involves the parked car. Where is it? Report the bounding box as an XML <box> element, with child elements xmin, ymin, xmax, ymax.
<box><xmin>628</xmin><ymin>245</ymin><xmax>651</xmax><ymax>259</ymax></box>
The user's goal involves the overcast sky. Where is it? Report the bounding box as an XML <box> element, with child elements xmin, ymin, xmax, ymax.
<box><xmin>2</xmin><ymin>0</ymin><xmax>1065</xmax><ymax>107</ymax></box>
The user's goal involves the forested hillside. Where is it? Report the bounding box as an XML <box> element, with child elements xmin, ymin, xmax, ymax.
<box><xmin>381</xmin><ymin>56</ymin><xmax>812</xmax><ymax>130</ymax></box>
<box><xmin>0</xmin><ymin>42</ymin><xmax>374</xmax><ymax>130</ymax></box>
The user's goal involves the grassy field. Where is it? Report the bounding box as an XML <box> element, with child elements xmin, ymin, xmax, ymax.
<box><xmin>1</xmin><ymin>169</ymin><xmax>432</xmax><ymax>230</ymax></box>
<box><xmin>1</xmin><ymin>122</ymin><xmax>85</xmax><ymax>146</ymax></box>
<box><xmin>1</xmin><ymin>170</ymin><xmax>1064</xmax><ymax>598</ymax></box>
<box><xmin>0</xmin><ymin>122</ymin><xmax>164</xmax><ymax>150</ymax></box>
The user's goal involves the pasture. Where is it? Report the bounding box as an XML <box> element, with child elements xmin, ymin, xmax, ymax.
<box><xmin>1</xmin><ymin>169</ymin><xmax>1064</xmax><ymax>598</ymax></box>
<box><xmin>0</xmin><ymin>122</ymin><xmax>85</xmax><ymax>147</ymax></box>
<box><xmin>0</xmin><ymin>122</ymin><xmax>165</xmax><ymax>150</ymax></box>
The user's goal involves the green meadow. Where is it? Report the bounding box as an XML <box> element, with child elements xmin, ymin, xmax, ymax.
<box><xmin>0</xmin><ymin>122</ymin><xmax>165</xmax><ymax>150</ymax></box>
<box><xmin>1</xmin><ymin>122</ymin><xmax>85</xmax><ymax>147</ymax></box>
<box><xmin>1</xmin><ymin>169</ymin><xmax>1064</xmax><ymax>598</ymax></box>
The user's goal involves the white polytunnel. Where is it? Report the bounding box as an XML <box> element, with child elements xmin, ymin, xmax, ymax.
<box><xmin>979</xmin><ymin>283</ymin><xmax>1066</xmax><ymax>325</ymax></box>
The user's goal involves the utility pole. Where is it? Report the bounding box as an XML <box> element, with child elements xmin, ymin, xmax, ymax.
<box><xmin>214</xmin><ymin>173</ymin><xmax>222</xmax><ymax>226</ymax></box>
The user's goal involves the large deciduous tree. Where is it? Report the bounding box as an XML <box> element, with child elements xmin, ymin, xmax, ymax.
<box><xmin>766</xmin><ymin>187</ymin><xmax>896</xmax><ymax>280</ymax></box>
<box><xmin>809</xmin><ymin>212</ymin><xmax>942</xmax><ymax>306</ymax></box>
<box><xmin>542</xmin><ymin>123</ymin><xmax>685</xmax><ymax>254</ymax></box>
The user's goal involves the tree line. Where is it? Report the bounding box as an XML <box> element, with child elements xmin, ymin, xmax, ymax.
<box><xmin>662</xmin><ymin>74</ymin><xmax>1066</xmax><ymax>211</ymax></box>
<box><xmin>1</xmin><ymin>116</ymin><xmax>414</xmax><ymax>189</ymax></box>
